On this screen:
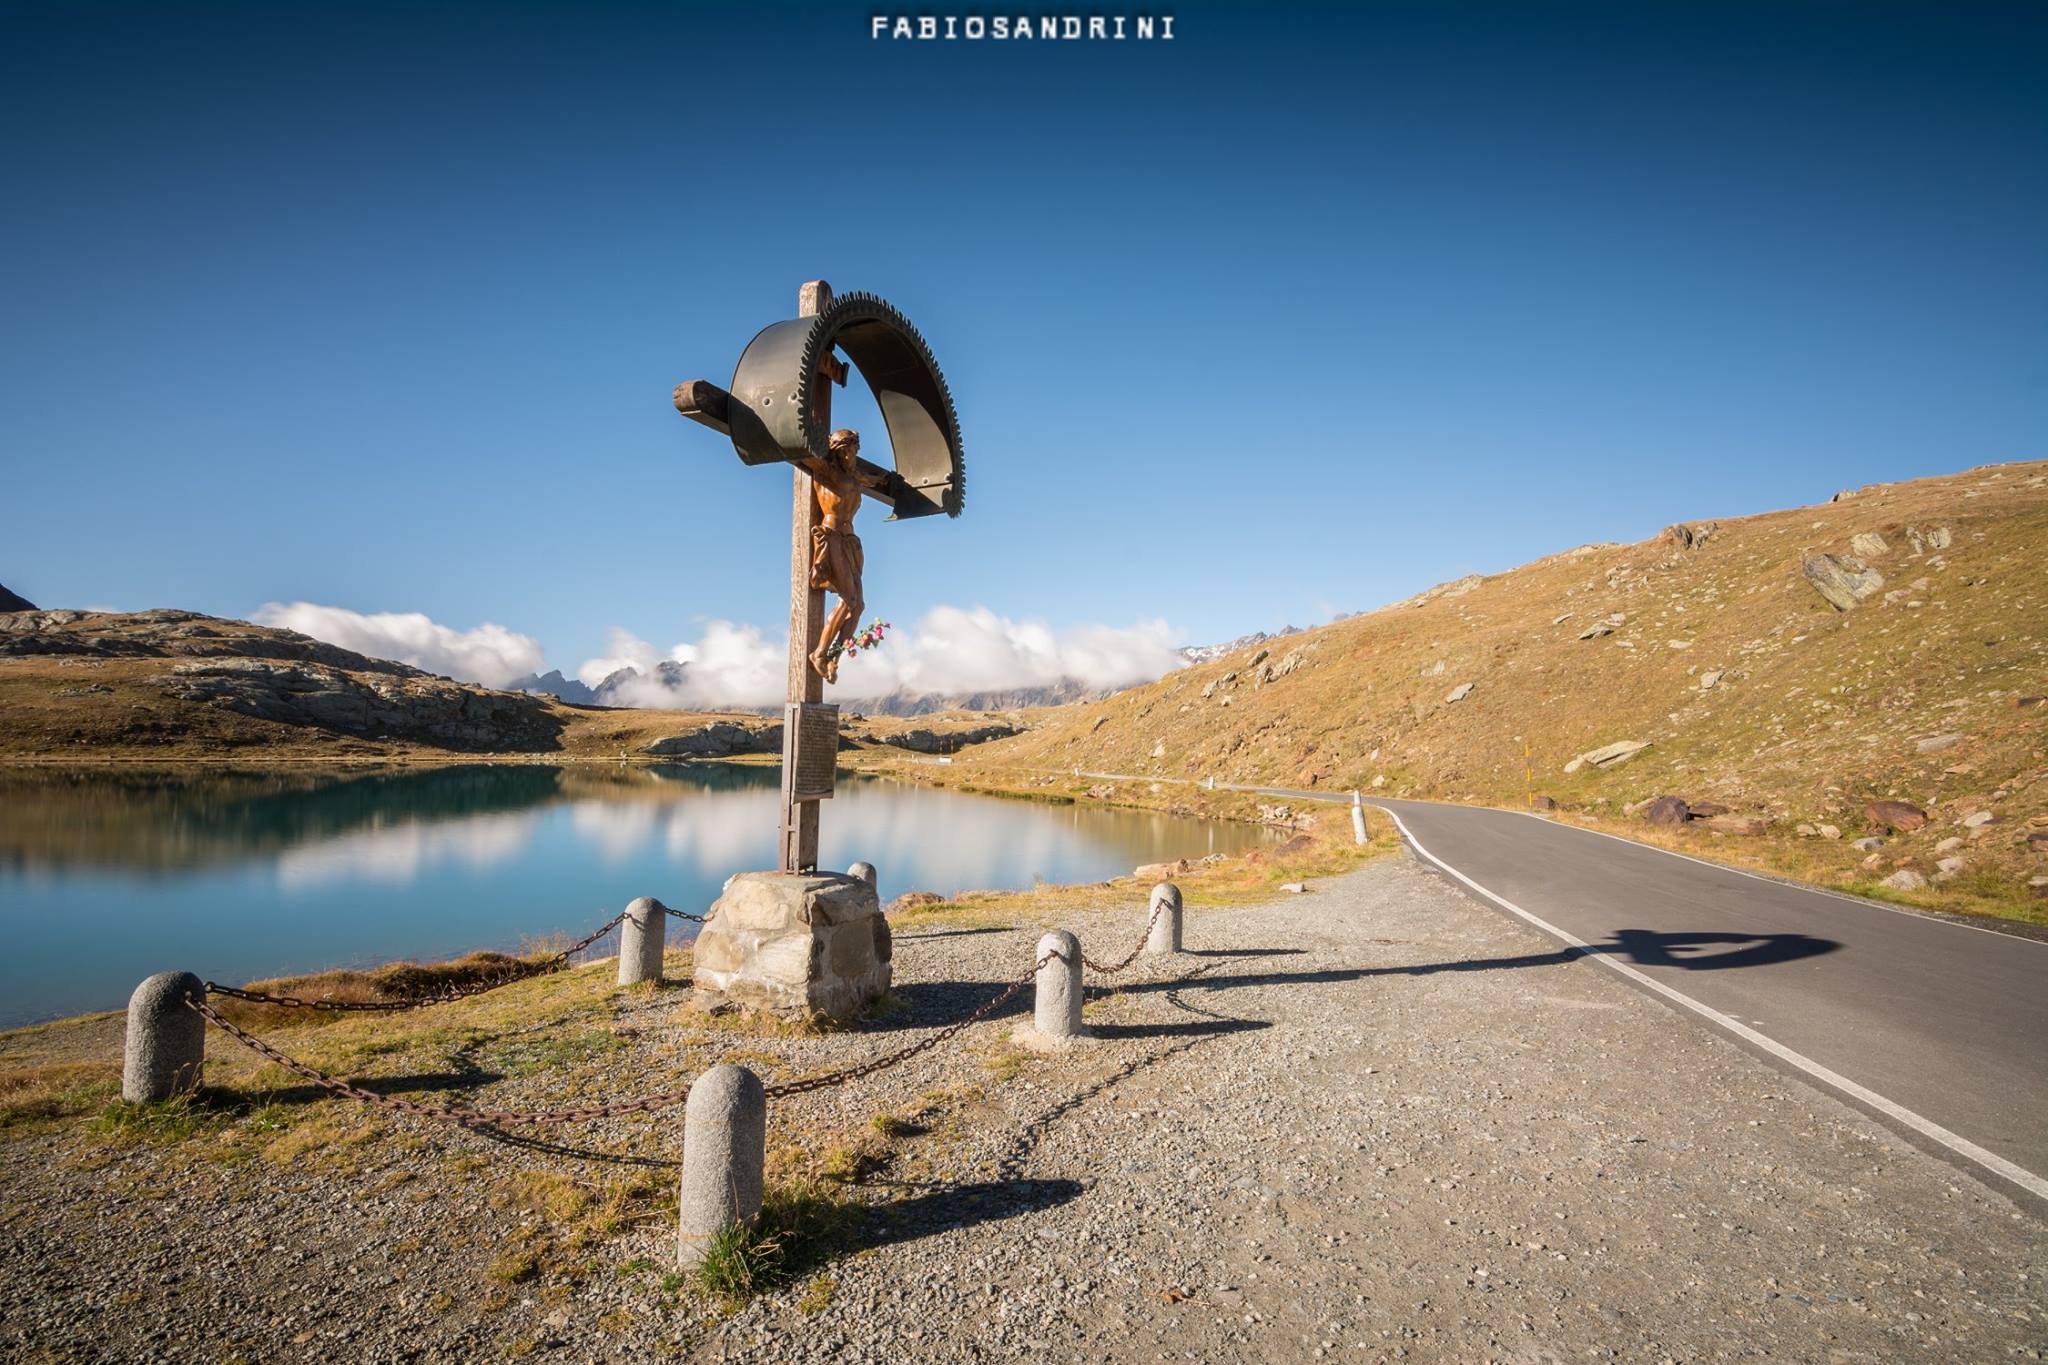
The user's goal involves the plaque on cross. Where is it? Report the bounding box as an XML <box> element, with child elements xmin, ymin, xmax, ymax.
<box><xmin>672</xmin><ymin>281</ymin><xmax>964</xmax><ymax>873</ymax></box>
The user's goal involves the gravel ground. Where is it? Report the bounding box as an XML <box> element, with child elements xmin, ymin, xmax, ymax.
<box><xmin>2</xmin><ymin>851</ymin><xmax>2042</xmax><ymax>1362</ymax></box>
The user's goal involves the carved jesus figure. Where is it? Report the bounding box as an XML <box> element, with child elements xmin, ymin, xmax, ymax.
<box><xmin>803</xmin><ymin>426</ymin><xmax>880</xmax><ymax>683</ymax></box>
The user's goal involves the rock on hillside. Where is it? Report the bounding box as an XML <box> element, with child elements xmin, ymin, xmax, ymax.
<box><xmin>159</xmin><ymin>658</ymin><xmax>561</xmax><ymax>750</ymax></box>
<box><xmin>964</xmin><ymin>460</ymin><xmax>2048</xmax><ymax>917</ymax></box>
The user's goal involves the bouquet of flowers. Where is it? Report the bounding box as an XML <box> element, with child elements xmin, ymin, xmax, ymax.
<box><xmin>823</xmin><ymin>619</ymin><xmax>890</xmax><ymax>664</ymax></box>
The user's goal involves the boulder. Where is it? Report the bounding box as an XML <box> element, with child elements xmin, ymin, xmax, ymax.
<box><xmin>690</xmin><ymin>872</ymin><xmax>890</xmax><ymax>1021</ymax></box>
<box><xmin>1935</xmin><ymin>857</ymin><xmax>1966</xmax><ymax>879</ymax></box>
<box><xmin>1881</xmin><ymin>869</ymin><xmax>1928</xmax><ymax>891</ymax></box>
<box><xmin>1134</xmin><ymin>859</ymin><xmax>1190</xmax><ymax>880</ymax></box>
<box><xmin>1802</xmin><ymin>554</ymin><xmax>1885</xmax><ymax>611</ymax></box>
<box><xmin>1699</xmin><ymin>669</ymin><xmax>1725</xmax><ymax>690</ymax></box>
<box><xmin>1702</xmin><ymin>814</ymin><xmax>1767</xmax><ymax>836</ymax></box>
<box><xmin>155</xmin><ymin>658</ymin><xmax>564</xmax><ymax>751</ymax></box>
<box><xmin>879</xmin><ymin>722</ymin><xmax>1021</xmax><ymax>754</ymax></box>
<box><xmin>1864</xmin><ymin>799</ymin><xmax>1928</xmax><ymax>833</ymax></box>
<box><xmin>1564</xmin><ymin>740</ymin><xmax>1650</xmax><ymax>773</ymax></box>
<box><xmin>1641</xmin><ymin>796</ymin><xmax>1690</xmax><ymax>826</ymax></box>
<box><xmin>1962</xmin><ymin>810</ymin><xmax>1998</xmax><ymax>831</ymax></box>
<box><xmin>1851</xmin><ymin>836</ymin><xmax>1884</xmax><ymax>852</ymax></box>
<box><xmin>1915</xmin><ymin>733</ymin><xmax>1964</xmax><ymax>754</ymax></box>
<box><xmin>1849</xmin><ymin>531</ymin><xmax>1890</xmax><ymax>557</ymax></box>
<box><xmin>1686</xmin><ymin>801</ymin><xmax>1731</xmax><ymax>818</ymax></box>
<box><xmin>1445</xmin><ymin>682</ymin><xmax>1474</xmax><ymax>704</ymax></box>
<box><xmin>1818</xmin><ymin>824</ymin><xmax>1841</xmax><ymax>840</ymax></box>
<box><xmin>642</xmin><ymin>721</ymin><xmax>761</xmax><ymax>758</ymax></box>
<box><xmin>1531</xmin><ymin>795</ymin><xmax>1557</xmax><ymax>811</ymax></box>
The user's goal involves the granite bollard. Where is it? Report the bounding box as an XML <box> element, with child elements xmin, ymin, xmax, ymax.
<box><xmin>1145</xmin><ymin>882</ymin><xmax>1183</xmax><ymax>956</ymax></box>
<box><xmin>618</xmin><ymin>896</ymin><xmax>667</xmax><ymax>987</ymax></box>
<box><xmin>1012</xmin><ymin>929</ymin><xmax>1085</xmax><ymax>1049</ymax></box>
<box><xmin>847</xmin><ymin>861</ymin><xmax>877</xmax><ymax>890</ymax></box>
<box><xmin>122</xmin><ymin>971</ymin><xmax>205</xmax><ymax>1103</ymax></box>
<box><xmin>677</xmin><ymin>1064</ymin><xmax>766</xmax><ymax>1270</ymax></box>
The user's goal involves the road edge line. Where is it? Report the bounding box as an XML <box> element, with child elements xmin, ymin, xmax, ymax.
<box><xmin>1374</xmin><ymin>794</ymin><xmax>2043</xmax><ymax>945</ymax></box>
<box><xmin>1374</xmin><ymin>804</ymin><xmax>2048</xmax><ymax>1204</ymax></box>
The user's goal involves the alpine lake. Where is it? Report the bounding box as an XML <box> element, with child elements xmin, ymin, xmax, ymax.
<box><xmin>0</xmin><ymin>763</ymin><xmax>1279</xmax><ymax>1028</ymax></box>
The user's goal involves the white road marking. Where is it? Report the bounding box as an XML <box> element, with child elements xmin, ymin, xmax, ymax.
<box><xmin>1377</xmin><ymin>794</ymin><xmax>2045</xmax><ymax>945</ymax></box>
<box><xmin>1374</xmin><ymin>804</ymin><xmax>2048</xmax><ymax>1204</ymax></box>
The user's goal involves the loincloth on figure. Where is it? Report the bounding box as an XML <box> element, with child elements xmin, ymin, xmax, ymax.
<box><xmin>809</xmin><ymin>524</ymin><xmax>864</xmax><ymax>598</ymax></box>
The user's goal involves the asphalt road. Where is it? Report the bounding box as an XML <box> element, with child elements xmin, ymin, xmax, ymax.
<box><xmin>1366</xmin><ymin>797</ymin><xmax>2048</xmax><ymax>1210</ymax></box>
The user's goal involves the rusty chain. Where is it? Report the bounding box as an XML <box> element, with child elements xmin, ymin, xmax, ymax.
<box><xmin>661</xmin><ymin>906</ymin><xmax>708</xmax><ymax>923</ymax></box>
<box><xmin>1081</xmin><ymin>894</ymin><xmax>1171</xmax><ymax>975</ymax></box>
<box><xmin>184</xmin><ymin>901</ymin><xmax>1156</xmax><ymax>1126</ymax></box>
<box><xmin>191</xmin><ymin>996</ymin><xmax>695</xmax><ymax>1126</ymax></box>
<box><xmin>190</xmin><ymin>950</ymin><xmax>1070</xmax><ymax>1124</ymax></box>
<box><xmin>764</xmin><ymin>949</ymin><xmax>1063</xmax><ymax>1098</ymax></box>
<box><xmin>201</xmin><ymin>912</ymin><xmax>628</xmax><ymax>1013</ymax></box>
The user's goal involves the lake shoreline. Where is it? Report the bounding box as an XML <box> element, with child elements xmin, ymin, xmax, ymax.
<box><xmin>0</xmin><ymin>759</ymin><xmax>1297</xmax><ymax>1030</ymax></box>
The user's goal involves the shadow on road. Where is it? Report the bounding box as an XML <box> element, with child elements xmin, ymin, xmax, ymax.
<box><xmin>1112</xmin><ymin>928</ymin><xmax>1840</xmax><ymax>999</ymax></box>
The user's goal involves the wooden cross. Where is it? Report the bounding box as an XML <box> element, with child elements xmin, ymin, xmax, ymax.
<box><xmin>672</xmin><ymin>280</ymin><xmax>887</xmax><ymax>874</ymax></box>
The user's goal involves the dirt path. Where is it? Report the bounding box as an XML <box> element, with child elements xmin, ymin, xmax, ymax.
<box><xmin>2</xmin><ymin>854</ymin><xmax>2041</xmax><ymax>1361</ymax></box>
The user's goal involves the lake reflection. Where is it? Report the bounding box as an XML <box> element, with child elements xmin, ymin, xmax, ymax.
<box><xmin>0</xmin><ymin>764</ymin><xmax>1274</xmax><ymax>1027</ymax></box>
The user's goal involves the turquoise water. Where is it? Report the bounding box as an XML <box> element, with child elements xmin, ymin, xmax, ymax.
<box><xmin>0</xmin><ymin>764</ymin><xmax>1272</xmax><ymax>1027</ymax></box>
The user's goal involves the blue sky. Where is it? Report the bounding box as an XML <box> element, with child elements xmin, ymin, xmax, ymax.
<box><xmin>2</xmin><ymin>0</ymin><xmax>2043</xmax><ymax>691</ymax></box>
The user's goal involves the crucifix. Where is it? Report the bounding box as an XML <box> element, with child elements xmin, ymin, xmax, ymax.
<box><xmin>672</xmin><ymin>281</ymin><xmax>964</xmax><ymax>874</ymax></box>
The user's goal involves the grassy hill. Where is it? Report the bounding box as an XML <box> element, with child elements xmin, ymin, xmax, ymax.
<box><xmin>957</xmin><ymin>461</ymin><xmax>2048</xmax><ymax>923</ymax></box>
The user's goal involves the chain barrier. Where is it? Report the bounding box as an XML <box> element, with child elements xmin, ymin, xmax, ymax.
<box><xmin>190</xmin><ymin>996</ymin><xmax>695</xmax><ymax>1126</ymax></box>
<box><xmin>765</xmin><ymin>949</ymin><xmax>1063</xmax><ymax>1098</ymax></box>
<box><xmin>201</xmin><ymin>912</ymin><xmax>627</xmax><ymax>1014</ymax></box>
<box><xmin>662</xmin><ymin>906</ymin><xmax>708</xmax><ymax>924</ymax></box>
<box><xmin>184</xmin><ymin>897</ymin><xmax>1162</xmax><ymax>1124</ymax></box>
<box><xmin>1081</xmin><ymin>894</ymin><xmax>1170</xmax><ymax>975</ymax></box>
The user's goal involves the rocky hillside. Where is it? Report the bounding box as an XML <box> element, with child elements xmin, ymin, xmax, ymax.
<box><xmin>965</xmin><ymin>461</ymin><xmax>2048</xmax><ymax>920</ymax></box>
<box><xmin>0</xmin><ymin>609</ymin><xmax>1033</xmax><ymax>761</ymax></box>
<box><xmin>0</xmin><ymin>609</ymin><xmax>568</xmax><ymax>753</ymax></box>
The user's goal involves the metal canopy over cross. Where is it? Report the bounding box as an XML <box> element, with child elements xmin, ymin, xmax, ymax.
<box><xmin>672</xmin><ymin>281</ymin><xmax>965</xmax><ymax>873</ymax></box>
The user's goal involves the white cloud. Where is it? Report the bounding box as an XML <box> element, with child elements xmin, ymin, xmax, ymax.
<box><xmin>275</xmin><ymin>810</ymin><xmax>538</xmax><ymax>889</ymax></box>
<box><xmin>578</xmin><ymin>606</ymin><xmax>1183</xmax><ymax>708</ymax></box>
<box><xmin>252</xmin><ymin>602</ymin><xmax>546</xmax><ymax>689</ymax></box>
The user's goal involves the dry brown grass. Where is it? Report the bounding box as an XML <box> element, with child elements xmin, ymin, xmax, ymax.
<box><xmin>211</xmin><ymin>951</ymin><xmax>567</xmax><ymax>1030</ymax></box>
<box><xmin>0</xmin><ymin>1060</ymin><xmax>120</xmax><ymax>1130</ymax></box>
<box><xmin>954</xmin><ymin>461</ymin><xmax>2048</xmax><ymax>922</ymax></box>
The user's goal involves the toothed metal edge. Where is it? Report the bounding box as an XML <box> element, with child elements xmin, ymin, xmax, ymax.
<box><xmin>797</xmin><ymin>291</ymin><xmax>966</xmax><ymax>519</ymax></box>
